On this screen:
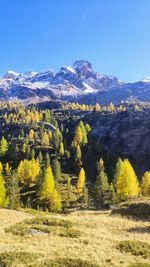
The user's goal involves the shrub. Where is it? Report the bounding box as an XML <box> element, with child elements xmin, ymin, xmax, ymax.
<box><xmin>117</xmin><ymin>240</ymin><xmax>150</xmax><ymax>259</ymax></box>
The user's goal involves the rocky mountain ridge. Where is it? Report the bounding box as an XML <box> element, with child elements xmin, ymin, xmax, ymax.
<box><xmin>0</xmin><ymin>60</ymin><xmax>150</xmax><ymax>104</ymax></box>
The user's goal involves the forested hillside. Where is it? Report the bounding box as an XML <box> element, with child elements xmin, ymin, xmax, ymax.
<box><xmin>0</xmin><ymin>101</ymin><xmax>150</xmax><ymax>212</ymax></box>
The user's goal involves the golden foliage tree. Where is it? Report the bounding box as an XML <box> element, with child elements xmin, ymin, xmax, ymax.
<box><xmin>114</xmin><ymin>159</ymin><xmax>139</xmax><ymax>200</ymax></box>
<box><xmin>17</xmin><ymin>158</ymin><xmax>40</xmax><ymax>185</ymax></box>
<box><xmin>59</xmin><ymin>141</ymin><xmax>64</xmax><ymax>157</ymax></box>
<box><xmin>39</xmin><ymin>166</ymin><xmax>61</xmax><ymax>211</ymax></box>
<box><xmin>0</xmin><ymin>173</ymin><xmax>8</xmax><ymax>207</ymax></box>
<box><xmin>77</xmin><ymin>167</ymin><xmax>86</xmax><ymax>194</ymax></box>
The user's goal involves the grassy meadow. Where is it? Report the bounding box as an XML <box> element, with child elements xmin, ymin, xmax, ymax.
<box><xmin>0</xmin><ymin>208</ymin><xmax>150</xmax><ymax>267</ymax></box>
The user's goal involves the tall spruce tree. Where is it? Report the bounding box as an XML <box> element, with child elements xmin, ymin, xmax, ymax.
<box><xmin>94</xmin><ymin>158</ymin><xmax>109</xmax><ymax>208</ymax></box>
<box><xmin>52</xmin><ymin>158</ymin><xmax>61</xmax><ymax>180</ymax></box>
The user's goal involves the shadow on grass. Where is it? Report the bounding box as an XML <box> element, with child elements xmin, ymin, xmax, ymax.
<box><xmin>127</xmin><ymin>226</ymin><xmax>150</xmax><ymax>234</ymax></box>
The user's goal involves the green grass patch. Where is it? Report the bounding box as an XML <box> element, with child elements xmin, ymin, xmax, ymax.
<box><xmin>25</xmin><ymin>217</ymin><xmax>73</xmax><ymax>228</ymax></box>
<box><xmin>42</xmin><ymin>258</ymin><xmax>100</xmax><ymax>267</ymax></box>
<box><xmin>128</xmin><ymin>263</ymin><xmax>150</xmax><ymax>267</ymax></box>
<box><xmin>5</xmin><ymin>216</ymin><xmax>80</xmax><ymax>238</ymax></box>
<box><xmin>59</xmin><ymin>228</ymin><xmax>81</xmax><ymax>238</ymax></box>
<box><xmin>117</xmin><ymin>240</ymin><xmax>150</xmax><ymax>259</ymax></box>
<box><xmin>0</xmin><ymin>251</ymin><xmax>40</xmax><ymax>267</ymax></box>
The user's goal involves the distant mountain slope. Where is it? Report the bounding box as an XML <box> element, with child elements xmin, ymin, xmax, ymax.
<box><xmin>0</xmin><ymin>60</ymin><xmax>150</xmax><ymax>104</ymax></box>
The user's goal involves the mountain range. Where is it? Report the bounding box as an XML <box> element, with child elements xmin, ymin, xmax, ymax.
<box><xmin>1</xmin><ymin>60</ymin><xmax>150</xmax><ymax>105</ymax></box>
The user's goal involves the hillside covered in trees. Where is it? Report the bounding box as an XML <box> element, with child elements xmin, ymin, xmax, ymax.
<box><xmin>0</xmin><ymin>100</ymin><xmax>150</xmax><ymax>212</ymax></box>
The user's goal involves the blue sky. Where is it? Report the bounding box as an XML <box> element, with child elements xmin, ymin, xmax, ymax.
<box><xmin>0</xmin><ymin>0</ymin><xmax>150</xmax><ymax>81</ymax></box>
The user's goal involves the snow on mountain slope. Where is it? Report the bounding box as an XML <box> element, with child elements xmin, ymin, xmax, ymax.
<box><xmin>0</xmin><ymin>60</ymin><xmax>150</xmax><ymax>104</ymax></box>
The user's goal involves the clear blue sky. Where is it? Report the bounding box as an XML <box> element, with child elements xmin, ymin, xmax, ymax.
<box><xmin>0</xmin><ymin>0</ymin><xmax>150</xmax><ymax>81</ymax></box>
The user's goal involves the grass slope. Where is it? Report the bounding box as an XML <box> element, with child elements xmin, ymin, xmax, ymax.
<box><xmin>0</xmin><ymin>209</ymin><xmax>150</xmax><ymax>267</ymax></box>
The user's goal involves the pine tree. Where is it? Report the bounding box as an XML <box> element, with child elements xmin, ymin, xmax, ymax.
<box><xmin>49</xmin><ymin>189</ymin><xmax>62</xmax><ymax>212</ymax></box>
<box><xmin>72</xmin><ymin>125</ymin><xmax>83</xmax><ymax>147</ymax></box>
<box><xmin>39</xmin><ymin>166</ymin><xmax>55</xmax><ymax>204</ymax></box>
<box><xmin>0</xmin><ymin>161</ymin><xmax>3</xmax><ymax>174</ymax></box>
<box><xmin>94</xmin><ymin>159</ymin><xmax>109</xmax><ymax>208</ymax></box>
<box><xmin>45</xmin><ymin>153</ymin><xmax>50</xmax><ymax>167</ymax></box>
<box><xmin>85</xmin><ymin>123</ymin><xmax>91</xmax><ymax>133</ymax></box>
<box><xmin>78</xmin><ymin>121</ymin><xmax>88</xmax><ymax>145</ymax></box>
<box><xmin>0</xmin><ymin>173</ymin><xmax>8</xmax><ymax>207</ymax></box>
<box><xmin>114</xmin><ymin>158</ymin><xmax>139</xmax><ymax>200</ymax></box>
<box><xmin>8</xmin><ymin>171</ymin><xmax>20</xmax><ymax>210</ymax></box>
<box><xmin>39</xmin><ymin>166</ymin><xmax>61</xmax><ymax>211</ymax></box>
<box><xmin>59</xmin><ymin>142</ymin><xmax>65</xmax><ymax>157</ymax></box>
<box><xmin>22</xmin><ymin>143</ymin><xmax>27</xmax><ymax>154</ymax></box>
<box><xmin>0</xmin><ymin>136</ymin><xmax>8</xmax><ymax>157</ymax></box>
<box><xmin>17</xmin><ymin>158</ymin><xmax>40</xmax><ymax>185</ymax></box>
<box><xmin>95</xmin><ymin>103</ymin><xmax>101</xmax><ymax>112</ymax></box>
<box><xmin>52</xmin><ymin>158</ymin><xmax>61</xmax><ymax>180</ymax></box>
<box><xmin>28</xmin><ymin>129</ymin><xmax>34</xmax><ymax>142</ymax></box>
<box><xmin>77</xmin><ymin>168</ymin><xmax>86</xmax><ymax>194</ymax></box>
<box><xmin>38</xmin><ymin>151</ymin><xmax>43</xmax><ymax>165</ymax></box>
<box><xmin>108</xmin><ymin>183</ymin><xmax>117</xmax><ymax>205</ymax></box>
<box><xmin>41</xmin><ymin>132</ymin><xmax>49</xmax><ymax>146</ymax></box>
<box><xmin>81</xmin><ymin>186</ymin><xmax>89</xmax><ymax>209</ymax></box>
<box><xmin>141</xmin><ymin>171</ymin><xmax>150</xmax><ymax>196</ymax></box>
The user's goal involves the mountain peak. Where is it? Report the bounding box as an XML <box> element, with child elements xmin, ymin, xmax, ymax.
<box><xmin>73</xmin><ymin>60</ymin><xmax>92</xmax><ymax>71</ymax></box>
<box><xmin>3</xmin><ymin>70</ymin><xmax>20</xmax><ymax>79</ymax></box>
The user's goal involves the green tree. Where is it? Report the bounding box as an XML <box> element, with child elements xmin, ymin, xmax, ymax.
<box><xmin>141</xmin><ymin>171</ymin><xmax>150</xmax><ymax>196</ymax></box>
<box><xmin>52</xmin><ymin>158</ymin><xmax>61</xmax><ymax>180</ymax></box>
<box><xmin>8</xmin><ymin>171</ymin><xmax>20</xmax><ymax>210</ymax></box>
<box><xmin>94</xmin><ymin>159</ymin><xmax>109</xmax><ymax>208</ymax></box>
<box><xmin>45</xmin><ymin>153</ymin><xmax>50</xmax><ymax>168</ymax></box>
<box><xmin>0</xmin><ymin>136</ymin><xmax>8</xmax><ymax>157</ymax></box>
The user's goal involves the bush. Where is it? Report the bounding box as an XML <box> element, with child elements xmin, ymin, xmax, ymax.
<box><xmin>42</xmin><ymin>258</ymin><xmax>100</xmax><ymax>267</ymax></box>
<box><xmin>0</xmin><ymin>251</ymin><xmax>39</xmax><ymax>267</ymax></box>
<box><xmin>117</xmin><ymin>240</ymin><xmax>150</xmax><ymax>259</ymax></box>
<box><xmin>128</xmin><ymin>264</ymin><xmax>150</xmax><ymax>267</ymax></box>
<box><xmin>25</xmin><ymin>217</ymin><xmax>73</xmax><ymax>228</ymax></box>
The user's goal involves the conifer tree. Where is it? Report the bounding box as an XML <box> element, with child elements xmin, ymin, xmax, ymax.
<box><xmin>45</xmin><ymin>153</ymin><xmax>50</xmax><ymax>167</ymax></box>
<box><xmin>39</xmin><ymin>166</ymin><xmax>55</xmax><ymax>203</ymax></box>
<box><xmin>85</xmin><ymin>123</ymin><xmax>91</xmax><ymax>133</ymax></box>
<box><xmin>0</xmin><ymin>161</ymin><xmax>3</xmax><ymax>174</ymax></box>
<box><xmin>52</xmin><ymin>158</ymin><xmax>61</xmax><ymax>180</ymax></box>
<box><xmin>48</xmin><ymin>189</ymin><xmax>62</xmax><ymax>212</ymax></box>
<box><xmin>59</xmin><ymin>141</ymin><xmax>65</xmax><ymax>157</ymax></box>
<box><xmin>74</xmin><ymin>144</ymin><xmax>82</xmax><ymax>170</ymax></box>
<box><xmin>28</xmin><ymin>129</ymin><xmax>34</xmax><ymax>142</ymax></box>
<box><xmin>108</xmin><ymin>183</ymin><xmax>117</xmax><ymax>205</ymax></box>
<box><xmin>141</xmin><ymin>171</ymin><xmax>150</xmax><ymax>196</ymax></box>
<box><xmin>8</xmin><ymin>171</ymin><xmax>20</xmax><ymax>210</ymax></box>
<box><xmin>22</xmin><ymin>143</ymin><xmax>27</xmax><ymax>154</ymax></box>
<box><xmin>95</xmin><ymin>103</ymin><xmax>101</xmax><ymax>112</ymax></box>
<box><xmin>0</xmin><ymin>136</ymin><xmax>8</xmax><ymax>157</ymax></box>
<box><xmin>114</xmin><ymin>158</ymin><xmax>139</xmax><ymax>200</ymax></box>
<box><xmin>77</xmin><ymin>168</ymin><xmax>86</xmax><ymax>194</ymax></box>
<box><xmin>41</xmin><ymin>132</ymin><xmax>49</xmax><ymax>146</ymax></box>
<box><xmin>18</xmin><ymin>158</ymin><xmax>40</xmax><ymax>185</ymax></box>
<box><xmin>94</xmin><ymin>158</ymin><xmax>109</xmax><ymax>208</ymax></box>
<box><xmin>38</xmin><ymin>151</ymin><xmax>43</xmax><ymax>165</ymax></box>
<box><xmin>81</xmin><ymin>186</ymin><xmax>89</xmax><ymax>208</ymax></box>
<box><xmin>39</xmin><ymin>166</ymin><xmax>61</xmax><ymax>211</ymax></box>
<box><xmin>72</xmin><ymin>125</ymin><xmax>83</xmax><ymax>147</ymax></box>
<box><xmin>0</xmin><ymin>173</ymin><xmax>8</xmax><ymax>207</ymax></box>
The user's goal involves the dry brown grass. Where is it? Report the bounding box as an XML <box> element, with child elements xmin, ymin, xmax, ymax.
<box><xmin>0</xmin><ymin>209</ymin><xmax>150</xmax><ymax>266</ymax></box>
